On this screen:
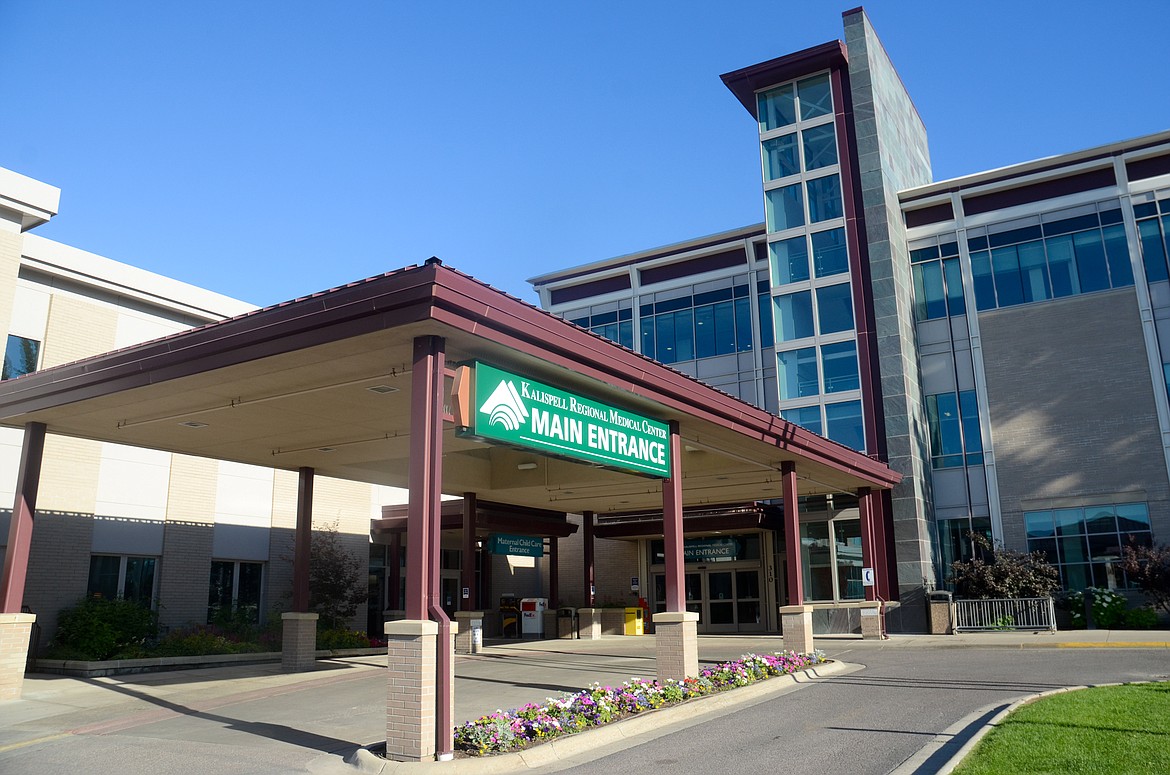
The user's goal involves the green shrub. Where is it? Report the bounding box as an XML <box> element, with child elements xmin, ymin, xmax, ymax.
<box><xmin>53</xmin><ymin>597</ymin><xmax>158</xmax><ymax>660</ymax></box>
<box><xmin>153</xmin><ymin>624</ymin><xmax>267</xmax><ymax>657</ymax></box>
<box><xmin>1121</xmin><ymin>606</ymin><xmax>1159</xmax><ymax>629</ymax></box>
<box><xmin>317</xmin><ymin>628</ymin><xmax>371</xmax><ymax>650</ymax></box>
<box><xmin>949</xmin><ymin>535</ymin><xmax>1059</xmax><ymax>599</ymax></box>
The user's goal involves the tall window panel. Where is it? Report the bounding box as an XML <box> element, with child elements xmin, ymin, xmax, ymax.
<box><xmin>1025</xmin><ymin>503</ymin><xmax>1153</xmax><ymax>590</ymax></box>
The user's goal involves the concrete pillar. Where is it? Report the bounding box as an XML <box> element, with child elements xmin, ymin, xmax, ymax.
<box><xmin>860</xmin><ymin>601</ymin><xmax>884</xmax><ymax>639</ymax></box>
<box><xmin>0</xmin><ymin>613</ymin><xmax>36</xmax><ymax>701</ymax></box>
<box><xmin>385</xmin><ymin>619</ymin><xmax>439</xmax><ymax>762</ymax></box>
<box><xmin>653</xmin><ymin>611</ymin><xmax>699</xmax><ymax>682</ymax></box>
<box><xmin>780</xmin><ymin>605</ymin><xmax>814</xmax><ymax>654</ymax></box>
<box><xmin>453</xmin><ymin>611</ymin><xmax>482</xmax><ymax>654</ymax></box>
<box><xmin>577</xmin><ymin>608</ymin><xmax>601</xmax><ymax>639</ymax></box>
<box><xmin>281</xmin><ymin>612</ymin><xmax>319</xmax><ymax>672</ymax></box>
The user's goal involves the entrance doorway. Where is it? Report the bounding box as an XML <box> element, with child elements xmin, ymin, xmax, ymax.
<box><xmin>652</xmin><ymin>567</ymin><xmax>763</xmax><ymax>633</ymax></box>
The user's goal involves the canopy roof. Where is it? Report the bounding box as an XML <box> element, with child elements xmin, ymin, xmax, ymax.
<box><xmin>0</xmin><ymin>259</ymin><xmax>899</xmax><ymax>514</ymax></box>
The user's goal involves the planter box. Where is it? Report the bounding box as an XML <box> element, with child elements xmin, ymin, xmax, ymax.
<box><xmin>33</xmin><ymin>647</ymin><xmax>386</xmax><ymax>678</ymax></box>
<box><xmin>600</xmin><ymin>609</ymin><xmax>624</xmax><ymax>635</ymax></box>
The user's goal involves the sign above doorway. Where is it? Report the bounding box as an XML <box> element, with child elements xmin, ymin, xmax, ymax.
<box><xmin>453</xmin><ymin>362</ymin><xmax>671</xmax><ymax>478</ymax></box>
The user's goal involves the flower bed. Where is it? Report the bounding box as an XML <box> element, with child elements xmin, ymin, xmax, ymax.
<box><xmin>455</xmin><ymin>650</ymin><xmax>825</xmax><ymax>756</ymax></box>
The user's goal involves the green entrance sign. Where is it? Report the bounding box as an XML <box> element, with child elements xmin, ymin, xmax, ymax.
<box><xmin>684</xmin><ymin>537</ymin><xmax>741</xmax><ymax>562</ymax></box>
<box><xmin>465</xmin><ymin>362</ymin><xmax>671</xmax><ymax>478</ymax></box>
<box><xmin>489</xmin><ymin>533</ymin><xmax>544</xmax><ymax>558</ymax></box>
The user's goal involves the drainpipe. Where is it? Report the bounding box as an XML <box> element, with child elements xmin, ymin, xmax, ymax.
<box><xmin>429</xmin><ymin>603</ymin><xmax>453</xmax><ymax>760</ymax></box>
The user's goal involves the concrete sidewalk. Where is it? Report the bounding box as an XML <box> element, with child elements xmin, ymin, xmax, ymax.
<box><xmin>0</xmin><ymin>629</ymin><xmax>1166</xmax><ymax>773</ymax></box>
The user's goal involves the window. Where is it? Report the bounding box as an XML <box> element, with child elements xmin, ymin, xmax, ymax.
<box><xmin>797</xmin><ymin>73</ymin><xmax>832</xmax><ymax>120</ymax></box>
<box><xmin>88</xmin><ymin>555</ymin><xmax>157</xmax><ymax>606</ymax></box>
<box><xmin>806</xmin><ymin>175</ymin><xmax>843</xmax><ymax>223</ymax></box>
<box><xmin>1025</xmin><ymin>503</ymin><xmax>1153</xmax><ymax>590</ymax></box>
<box><xmin>964</xmin><ymin>210</ymin><xmax>1134</xmax><ymax>312</ymax></box>
<box><xmin>938</xmin><ymin>516</ymin><xmax>994</xmax><ymax>573</ymax></box>
<box><xmin>816</xmin><ymin>283</ymin><xmax>853</xmax><ymax>334</ymax></box>
<box><xmin>925</xmin><ymin>390</ymin><xmax>983</xmax><ymax>468</ymax></box>
<box><xmin>800</xmin><ymin>516</ymin><xmax>864</xmax><ymax>602</ymax></box>
<box><xmin>2</xmin><ymin>335</ymin><xmax>40</xmax><ymax>380</ymax></box>
<box><xmin>781</xmin><ymin>405</ymin><xmax>822</xmax><ymax>434</ymax></box>
<box><xmin>773</xmin><ymin>291</ymin><xmax>813</xmax><ymax>342</ymax></box>
<box><xmin>758</xmin><ymin>84</ymin><xmax>796</xmax><ymax>132</ymax></box>
<box><xmin>1136</xmin><ymin>211</ymin><xmax>1170</xmax><ymax>283</ymax></box>
<box><xmin>639</xmin><ymin>284</ymin><xmax>755</xmax><ymax>364</ymax></box>
<box><xmin>811</xmin><ymin>228</ymin><xmax>849</xmax><ymax>277</ymax></box>
<box><xmin>820</xmin><ymin>340</ymin><xmax>858</xmax><ymax>394</ymax></box>
<box><xmin>802</xmin><ymin>124</ymin><xmax>837</xmax><ymax>171</ymax></box>
<box><xmin>825</xmin><ymin>400</ymin><xmax>864</xmax><ymax>451</ymax></box>
<box><xmin>769</xmin><ymin>236</ymin><xmax>809</xmax><ymax>285</ymax></box>
<box><xmin>766</xmin><ymin>184</ymin><xmax>804</xmax><ymax>232</ymax></box>
<box><xmin>208</xmin><ymin>560</ymin><xmax>264</xmax><ymax>624</ymax></box>
<box><xmin>778</xmin><ymin>347</ymin><xmax>818</xmax><ymax>399</ymax></box>
<box><xmin>762</xmin><ymin>134</ymin><xmax>799</xmax><ymax>181</ymax></box>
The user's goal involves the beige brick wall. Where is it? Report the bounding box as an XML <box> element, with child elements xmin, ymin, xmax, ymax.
<box><xmin>552</xmin><ymin>514</ymin><xmax>641</xmax><ymax>608</ymax></box>
<box><xmin>0</xmin><ymin>230</ymin><xmax>20</xmax><ymax>341</ymax></box>
<box><xmin>980</xmin><ymin>289</ymin><xmax>1170</xmax><ymax>551</ymax></box>
<box><xmin>159</xmin><ymin>454</ymin><xmax>218</xmax><ymax>631</ymax></box>
<box><xmin>40</xmin><ymin>293</ymin><xmax>117</xmax><ymax>368</ymax></box>
<box><xmin>267</xmin><ymin>472</ymin><xmax>372</xmax><ymax>630</ymax></box>
<box><xmin>23</xmin><ymin>512</ymin><xmax>94</xmax><ymax>648</ymax></box>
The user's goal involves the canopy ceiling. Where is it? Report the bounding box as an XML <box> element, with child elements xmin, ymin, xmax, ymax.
<box><xmin>0</xmin><ymin>259</ymin><xmax>899</xmax><ymax>515</ymax></box>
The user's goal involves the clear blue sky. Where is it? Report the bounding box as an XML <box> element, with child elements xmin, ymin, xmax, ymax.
<box><xmin>3</xmin><ymin>2</ymin><xmax>1166</xmax><ymax>307</ymax></box>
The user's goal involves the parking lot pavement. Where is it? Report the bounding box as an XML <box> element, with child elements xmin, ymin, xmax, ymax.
<box><xmin>1</xmin><ymin>630</ymin><xmax>1167</xmax><ymax>774</ymax></box>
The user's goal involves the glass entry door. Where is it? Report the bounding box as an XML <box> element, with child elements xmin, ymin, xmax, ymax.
<box><xmin>655</xmin><ymin>568</ymin><xmax>764</xmax><ymax>633</ymax></box>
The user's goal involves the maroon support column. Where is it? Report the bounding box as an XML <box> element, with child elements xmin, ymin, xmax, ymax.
<box><xmin>292</xmin><ymin>467</ymin><xmax>314</xmax><ymax>613</ymax></box>
<box><xmin>654</xmin><ymin>421</ymin><xmax>696</xmax><ymax>682</ymax></box>
<box><xmin>405</xmin><ymin>336</ymin><xmax>443</xmax><ymax>621</ymax></box>
<box><xmin>461</xmin><ymin>493</ymin><xmax>477</xmax><ymax>610</ymax></box>
<box><xmin>1</xmin><ymin>422</ymin><xmax>46</xmax><ymax>613</ymax></box>
<box><xmin>388</xmin><ymin>532</ymin><xmax>402</xmax><ymax>611</ymax></box>
<box><xmin>548</xmin><ymin>537</ymin><xmax>559</xmax><ymax>609</ymax></box>
<box><xmin>858</xmin><ymin>487</ymin><xmax>876</xmax><ymax>602</ymax></box>
<box><xmin>662</xmin><ymin>422</ymin><xmax>684</xmax><ymax>612</ymax></box>
<box><xmin>781</xmin><ymin>461</ymin><xmax>803</xmax><ymax>606</ymax></box>
<box><xmin>582</xmin><ymin>510</ymin><xmax>595</xmax><ymax>607</ymax></box>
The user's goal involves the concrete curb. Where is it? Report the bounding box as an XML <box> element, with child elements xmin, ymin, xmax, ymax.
<box><xmin>346</xmin><ymin>660</ymin><xmax>857</xmax><ymax>773</ymax></box>
<box><xmin>890</xmin><ymin>682</ymin><xmax>1132</xmax><ymax>775</ymax></box>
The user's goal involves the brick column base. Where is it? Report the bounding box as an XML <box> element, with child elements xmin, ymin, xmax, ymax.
<box><xmin>385</xmin><ymin>619</ymin><xmax>439</xmax><ymax>762</ymax></box>
<box><xmin>860</xmin><ymin>601</ymin><xmax>884</xmax><ymax>639</ymax></box>
<box><xmin>0</xmin><ymin>613</ymin><xmax>36</xmax><ymax>701</ymax></box>
<box><xmin>453</xmin><ymin>612</ymin><xmax>482</xmax><ymax>654</ymax></box>
<box><xmin>652</xmin><ymin>611</ymin><xmax>698</xmax><ymax>683</ymax></box>
<box><xmin>577</xmin><ymin>608</ymin><xmax>601</xmax><ymax>640</ymax></box>
<box><xmin>281</xmin><ymin>612</ymin><xmax>319</xmax><ymax>672</ymax></box>
<box><xmin>780</xmin><ymin>605</ymin><xmax>814</xmax><ymax>654</ymax></box>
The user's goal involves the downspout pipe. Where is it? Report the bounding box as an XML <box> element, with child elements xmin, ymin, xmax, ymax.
<box><xmin>429</xmin><ymin>603</ymin><xmax>454</xmax><ymax>760</ymax></box>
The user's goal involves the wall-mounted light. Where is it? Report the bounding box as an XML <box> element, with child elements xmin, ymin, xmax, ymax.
<box><xmin>516</xmin><ymin>462</ymin><xmax>538</xmax><ymax>471</ymax></box>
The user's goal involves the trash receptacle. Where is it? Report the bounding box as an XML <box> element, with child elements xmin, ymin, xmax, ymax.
<box><xmin>623</xmin><ymin>606</ymin><xmax>644</xmax><ymax>636</ymax></box>
<box><xmin>557</xmin><ymin>607</ymin><xmax>577</xmax><ymax>639</ymax></box>
<box><xmin>927</xmin><ymin>590</ymin><xmax>953</xmax><ymax>635</ymax></box>
<box><xmin>470</xmin><ymin>619</ymin><xmax>483</xmax><ymax>653</ymax></box>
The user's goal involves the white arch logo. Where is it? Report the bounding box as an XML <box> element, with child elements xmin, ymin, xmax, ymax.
<box><xmin>479</xmin><ymin>379</ymin><xmax>529</xmax><ymax>432</ymax></box>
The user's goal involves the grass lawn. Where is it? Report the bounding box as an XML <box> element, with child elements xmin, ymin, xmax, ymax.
<box><xmin>954</xmin><ymin>682</ymin><xmax>1170</xmax><ymax>774</ymax></box>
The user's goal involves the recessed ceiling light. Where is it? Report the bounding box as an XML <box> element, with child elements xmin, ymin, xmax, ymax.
<box><xmin>367</xmin><ymin>385</ymin><xmax>399</xmax><ymax>394</ymax></box>
<box><xmin>317</xmin><ymin>447</ymin><xmax>336</xmax><ymax>453</ymax></box>
<box><xmin>178</xmin><ymin>421</ymin><xmax>208</xmax><ymax>429</ymax></box>
<box><xmin>516</xmin><ymin>462</ymin><xmax>537</xmax><ymax>470</ymax></box>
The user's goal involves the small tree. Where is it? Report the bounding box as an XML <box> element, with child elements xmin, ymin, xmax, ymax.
<box><xmin>309</xmin><ymin>520</ymin><xmax>367</xmax><ymax>630</ymax></box>
<box><xmin>1116</xmin><ymin>542</ymin><xmax>1170</xmax><ymax>616</ymax></box>
<box><xmin>949</xmin><ymin>534</ymin><xmax>1059</xmax><ymax>599</ymax></box>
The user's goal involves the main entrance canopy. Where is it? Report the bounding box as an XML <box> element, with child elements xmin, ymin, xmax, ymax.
<box><xmin>0</xmin><ymin>258</ymin><xmax>899</xmax><ymax>758</ymax></box>
<box><xmin>0</xmin><ymin>259</ymin><xmax>897</xmax><ymax>511</ymax></box>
